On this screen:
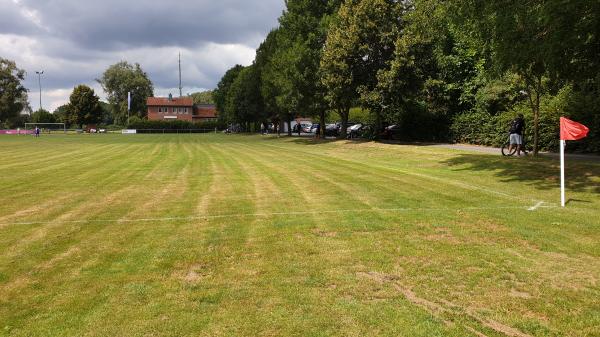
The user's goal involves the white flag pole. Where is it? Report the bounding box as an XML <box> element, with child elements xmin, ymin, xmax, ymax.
<box><xmin>560</xmin><ymin>139</ymin><xmax>566</xmax><ymax>207</ymax></box>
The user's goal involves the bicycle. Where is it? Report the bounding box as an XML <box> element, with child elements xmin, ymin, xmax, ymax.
<box><xmin>501</xmin><ymin>134</ymin><xmax>528</xmax><ymax>156</ymax></box>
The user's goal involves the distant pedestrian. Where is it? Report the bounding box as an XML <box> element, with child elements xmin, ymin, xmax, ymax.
<box><xmin>296</xmin><ymin>123</ymin><xmax>301</xmax><ymax>136</ymax></box>
<box><xmin>34</xmin><ymin>127</ymin><xmax>40</xmax><ymax>138</ymax></box>
<box><xmin>509</xmin><ymin>113</ymin><xmax>525</xmax><ymax>156</ymax></box>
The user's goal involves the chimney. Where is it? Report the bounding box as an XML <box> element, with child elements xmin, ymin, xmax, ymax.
<box><xmin>168</xmin><ymin>93</ymin><xmax>173</xmax><ymax>101</ymax></box>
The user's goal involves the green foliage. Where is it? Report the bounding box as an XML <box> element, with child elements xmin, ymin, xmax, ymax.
<box><xmin>97</xmin><ymin>61</ymin><xmax>154</xmax><ymax>125</ymax></box>
<box><xmin>189</xmin><ymin>91</ymin><xmax>214</xmax><ymax>105</ymax></box>
<box><xmin>66</xmin><ymin>85</ymin><xmax>103</xmax><ymax>128</ymax></box>
<box><xmin>52</xmin><ymin>104</ymin><xmax>70</xmax><ymax>127</ymax></box>
<box><xmin>0</xmin><ymin>58</ymin><xmax>29</xmax><ymax>127</ymax></box>
<box><xmin>30</xmin><ymin>109</ymin><xmax>56</xmax><ymax>124</ymax></box>
<box><xmin>224</xmin><ymin>65</ymin><xmax>264</xmax><ymax>125</ymax></box>
<box><xmin>451</xmin><ymin>86</ymin><xmax>577</xmax><ymax>152</ymax></box>
<box><xmin>212</xmin><ymin>0</ymin><xmax>598</xmax><ymax>149</ymax></box>
<box><xmin>127</xmin><ymin>119</ymin><xmax>225</xmax><ymax>130</ymax></box>
<box><xmin>213</xmin><ymin>65</ymin><xmax>244</xmax><ymax>118</ymax></box>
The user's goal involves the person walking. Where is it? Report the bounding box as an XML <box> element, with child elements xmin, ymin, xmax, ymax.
<box><xmin>34</xmin><ymin>126</ymin><xmax>40</xmax><ymax>138</ymax></box>
<box><xmin>508</xmin><ymin>114</ymin><xmax>525</xmax><ymax>156</ymax></box>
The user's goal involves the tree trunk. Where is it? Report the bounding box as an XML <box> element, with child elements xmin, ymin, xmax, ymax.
<box><xmin>339</xmin><ymin>107</ymin><xmax>349</xmax><ymax>139</ymax></box>
<box><xmin>374</xmin><ymin>108</ymin><xmax>382</xmax><ymax>140</ymax></box>
<box><xmin>526</xmin><ymin>75</ymin><xmax>542</xmax><ymax>156</ymax></box>
<box><xmin>319</xmin><ymin>110</ymin><xmax>326</xmax><ymax>139</ymax></box>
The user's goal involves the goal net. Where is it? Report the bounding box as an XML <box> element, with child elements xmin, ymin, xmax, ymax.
<box><xmin>25</xmin><ymin>123</ymin><xmax>67</xmax><ymax>134</ymax></box>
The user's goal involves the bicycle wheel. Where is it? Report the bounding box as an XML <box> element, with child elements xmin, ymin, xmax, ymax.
<box><xmin>501</xmin><ymin>142</ymin><xmax>517</xmax><ymax>156</ymax></box>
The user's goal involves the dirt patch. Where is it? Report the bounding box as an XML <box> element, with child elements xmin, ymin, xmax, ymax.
<box><xmin>180</xmin><ymin>264</ymin><xmax>210</xmax><ymax>283</ymax></box>
<box><xmin>313</xmin><ymin>229</ymin><xmax>338</xmax><ymax>238</ymax></box>
<box><xmin>357</xmin><ymin>271</ymin><xmax>534</xmax><ymax>337</ymax></box>
<box><xmin>509</xmin><ymin>288</ymin><xmax>532</xmax><ymax>299</ymax></box>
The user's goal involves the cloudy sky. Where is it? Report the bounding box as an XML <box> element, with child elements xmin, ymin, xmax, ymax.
<box><xmin>0</xmin><ymin>0</ymin><xmax>285</xmax><ymax>111</ymax></box>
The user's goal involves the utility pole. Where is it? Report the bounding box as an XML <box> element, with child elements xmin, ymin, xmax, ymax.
<box><xmin>127</xmin><ymin>91</ymin><xmax>131</xmax><ymax>123</ymax></box>
<box><xmin>178</xmin><ymin>52</ymin><xmax>183</xmax><ymax>97</ymax></box>
<box><xmin>35</xmin><ymin>70</ymin><xmax>44</xmax><ymax>111</ymax></box>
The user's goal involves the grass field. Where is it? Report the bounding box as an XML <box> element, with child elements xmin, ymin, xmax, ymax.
<box><xmin>0</xmin><ymin>134</ymin><xmax>599</xmax><ymax>337</ymax></box>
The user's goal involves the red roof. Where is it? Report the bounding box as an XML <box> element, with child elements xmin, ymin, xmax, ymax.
<box><xmin>147</xmin><ymin>97</ymin><xmax>193</xmax><ymax>107</ymax></box>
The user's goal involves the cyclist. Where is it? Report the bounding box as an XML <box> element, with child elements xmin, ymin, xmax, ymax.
<box><xmin>508</xmin><ymin>113</ymin><xmax>525</xmax><ymax>156</ymax></box>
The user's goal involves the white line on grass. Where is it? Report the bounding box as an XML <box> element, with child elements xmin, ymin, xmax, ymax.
<box><xmin>528</xmin><ymin>201</ymin><xmax>545</xmax><ymax>211</ymax></box>
<box><xmin>1</xmin><ymin>205</ymin><xmax>558</xmax><ymax>227</ymax></box>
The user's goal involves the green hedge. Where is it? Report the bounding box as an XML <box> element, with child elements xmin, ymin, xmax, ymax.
<box><xmin>127</xmin><ymin>119</ymin><xmax>225</xmax><ymax>130</ymax></box>
<box><xmin>451</xmin><ymin>108</ymin><xmax>561</xmax><ymax>152</ymax></box>
<box><xmin>450</xmin><ymin>87</ymin><xmax>586</xmax><ymax>152</ymax></box>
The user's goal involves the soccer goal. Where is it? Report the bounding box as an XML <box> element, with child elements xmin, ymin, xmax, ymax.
<box><xmin>25</xmin><ymin>123</ymin><xmax>67</xmax><ymax>134</ymax></box>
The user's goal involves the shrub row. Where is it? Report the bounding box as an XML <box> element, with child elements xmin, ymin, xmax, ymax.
<box><xmin>450</xmin><ymin>86</ymin><xmax>600</xmax><ymax>153</ymax></box>
<box><xmin>127</xmin><ymin>118</ymin><xmax>226</xmax><ymax>130</ymax></box>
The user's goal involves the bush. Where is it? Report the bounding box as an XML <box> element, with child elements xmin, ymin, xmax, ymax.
<box><xmin>451</xmin><ymin>88</ymin><xmax>568</xmax><ymax>152</ymax></box>
<box><xmin>127</xmin><ymin>119</ymin><xmax>225</xmax><ymax>130</ymax></box>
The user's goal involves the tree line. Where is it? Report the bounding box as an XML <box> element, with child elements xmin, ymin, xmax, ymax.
<box><xmin>0</xmin><ymin>59</ymin><xmax>214</xmax><ymax>129</ymax></box>
<box><xmin>214</xmin><ymin>0</ymin><xmax>599</xmax><ymax>154</ymax></box>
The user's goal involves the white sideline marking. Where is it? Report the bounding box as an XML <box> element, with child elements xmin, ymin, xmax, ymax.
<box><xmin>528</xmin><ymin>201</ymin><xmax>545</xmax><ymax>211</ymax></box>
<box><xmin>0</xmin><ymin>205</ymin><xmax>558</xmax><ymax>227</ymax></box>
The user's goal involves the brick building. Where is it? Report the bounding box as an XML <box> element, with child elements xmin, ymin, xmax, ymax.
<box><xmin>147</xmin><ymin>95</ymin><xmax>217</xmax><ymax>122</ymax></box>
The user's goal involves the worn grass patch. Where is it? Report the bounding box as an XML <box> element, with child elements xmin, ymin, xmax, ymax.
<box><xmin>0</xmin><ymin>134</ymin><xmax>598</xmax><ymax>337</ymax></box>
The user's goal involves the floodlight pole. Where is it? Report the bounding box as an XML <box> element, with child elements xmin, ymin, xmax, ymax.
<box><xmin>35</xmin><ymin>70</ymin><xmax>44</xmax><ymax>111</ymax></box>
<box><xmin>127</xmin><ymin>91</ymin><xmax>131</xmax><ymax>123</ymax></box>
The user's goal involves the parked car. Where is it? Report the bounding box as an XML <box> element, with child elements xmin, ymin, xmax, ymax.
<box><xmin>335</xmin><ymin>121</ymin><xmax>358</xmax><ymax>131</ymax></box>
<box><xmin>301</xmin><ymin>123</ymin><xmax>313</xmax><ymax>133</ymax></box>
<box><xmin>325</xmin><ymin>124</ymin><xmax>339</xmax><ymax>137</ymax></box>
<box><xmin>383</xmin><ymin>124</ymin><xmax>402</xmax><ymax>140</ymax></box>
<box><xmin>347</xmin><ymin>123</ymin><xmax>363</xmax><ymax>139</ymax></box>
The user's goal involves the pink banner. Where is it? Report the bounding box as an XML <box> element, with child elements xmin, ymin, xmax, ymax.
<box><xmin>0</xmin><ymin>130</ymin><xmax>34</xmax><ymax>135</ymax></box>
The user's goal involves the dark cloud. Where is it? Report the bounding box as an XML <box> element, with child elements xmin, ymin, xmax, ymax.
<box><xmin>18</xmin><ymin>0</ymin><xmax>283</xmax><ymax>50</ymax></box>
<box><xmin>0</xmin><ymin>0</ymin><xmax>284</xmax><ymax>110</ymax></box>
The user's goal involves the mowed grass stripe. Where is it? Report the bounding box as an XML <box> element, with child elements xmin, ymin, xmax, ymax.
<box><xmin>258</xmin><ymin>140</ymin><xmax>540</xmax><ymax>205</ymax></box>
<box><xmin>214</xmin><ymin>141</ymin><xmax>468</xmax><ymax>336</ymax></box>
<box><xmin>0</xmin><ymin>136</ymin><xmax>214</xmax><ymax>335</ymax></box>
<box><xmin>0</xmin><ymin>140</ymin><xmax>178</xmax><ymax>282</ymax></box>
<box><xmin>0</xmin><ymin>134</ymin><xmax>598</xmax><ymax>337</ymax></box>
<box><xmin>0</xmin><ymin>139</ymin><xmax>162</xmax><ymax>230</ymax></box>
<box><xmin>232</xmin><ymin>140</ymin><xmax>507</xmax><ymax>212</ymax></box>
<box><xmin>0</xmin><ymin>142</ymin><xmax>150</xmax><ymax>219</ymax></box>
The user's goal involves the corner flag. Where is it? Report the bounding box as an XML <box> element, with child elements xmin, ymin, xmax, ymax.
<box><xmin>559</xmin><ymin>117</ymin><xmax>589</xmax><ymax>207</ymax></box>
<box><xmin>560</xmin><ymin>117</ymin><xmax>589</xmax><ymax>141</ymax></box>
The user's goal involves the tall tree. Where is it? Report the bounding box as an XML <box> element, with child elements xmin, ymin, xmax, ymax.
<box><xmin>214</xmin><ymin>64</ymin><xmax>244</xmax><ymax>124</ymax></box>
<box><xmin>224</xmin><ymin>65</ymin><xmax>265</xmax><ymax>129</ymax></box>
<box><xmin>66</xmin><ymin>85</ymin><xmax>103</xmax><ymax>128</ymax></box>
<box><xmin>256</xmin><ymin>29</ymin><xmax>285</xmax><ymax>133</ymax></box>
<box><xmin>189</xmin><ymin>90</ymin><xmax>215</xmax><ymax>105</ymax></box>
<box><xmin>30</xmin><ymin>109</ymin><xmax>55</xmax><ymax>124</ymax></box>
<box><xmin>450</xmin><ymin>0</ymin><xmax>599</xmax><ymax>155</ymax></box>
<box><xmin>321</xmin><ymin>0</ymin><xmax>404</xmax><ymax>138</ymax></box>
<box><xmin>0</xmin><ymin>58</ymin><xmax>29</xmax><ymax>127</ymax></box>
<box><xmin>274</xmin><ymin>0</ymin><xmax>343</xmax><ymax>136</ymax></box>
<box><xmin>97</xmin><ymin>61</ymin><xmax>153</xmax><ymax>125</ymax></box>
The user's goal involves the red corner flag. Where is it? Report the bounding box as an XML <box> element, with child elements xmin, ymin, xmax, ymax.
<box><xmin>560</xmin><ymin>117</ymin><xmax>589</xmax><ymax>141</ymax></box>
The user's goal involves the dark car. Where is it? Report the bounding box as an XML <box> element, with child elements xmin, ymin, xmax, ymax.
<box><xmin>383</xmin><ymin>124</ymin><xmax>402</xmax><ymax>140</ymax></box>
<box><xmin>325</xmin><ymin>124</ymin><xmax>339</xmax><ymax>137</ymax></box>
